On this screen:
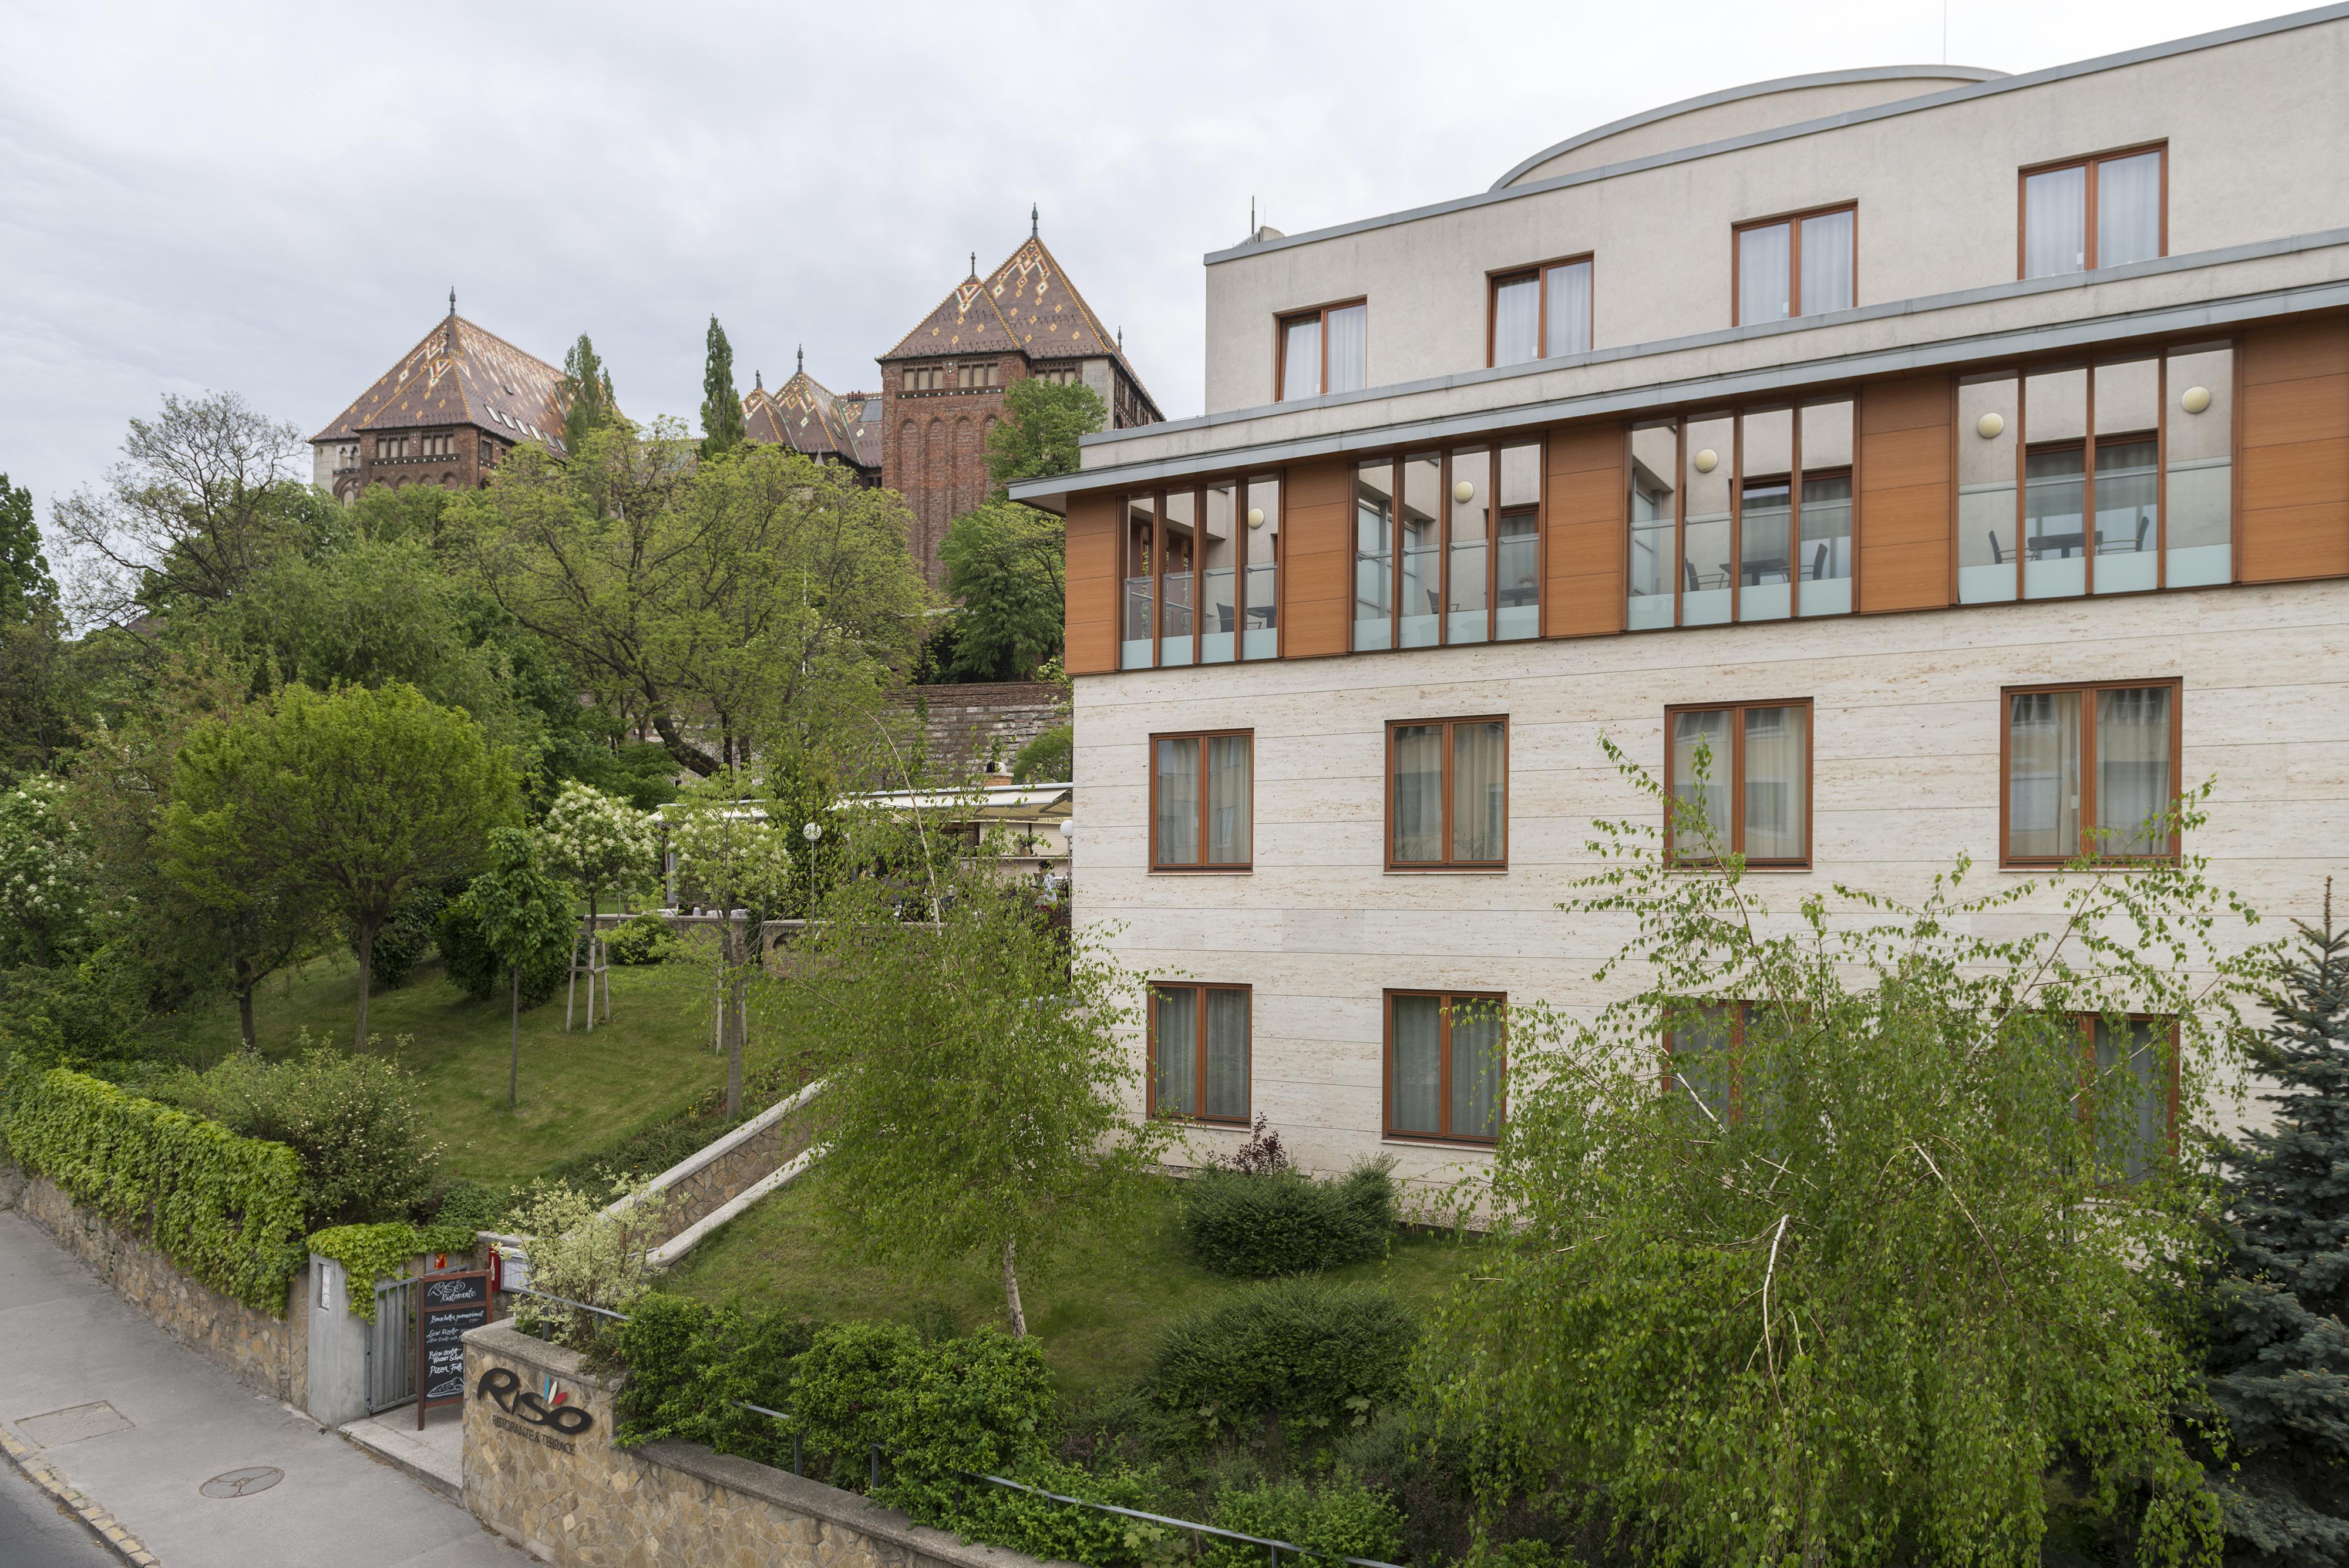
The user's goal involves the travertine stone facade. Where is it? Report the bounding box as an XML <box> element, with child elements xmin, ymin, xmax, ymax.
<box><xmin>4</xmin><ymin>1169</ymin><xmax>307</xmax><ymax>1405</ymax></box>
<box><xmin>463</xmin><ymin>1323</ymin><xmax>1050</xmax><ymax>1568</ymax></box>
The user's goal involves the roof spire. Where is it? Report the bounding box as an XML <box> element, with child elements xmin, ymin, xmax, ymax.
<box><xmin>969</xmin><ymin>251</ymin><xmax>976</xmax><ymax>277</ymax></box>
<box><xmin>797</xmin><ymin>344</ymin><xmax>804</xmax><ymax>374</ymax></box>
<box><xmin>1031</xmin><ymin>202</ymin><xmax>1038</xmax><ymax>238</ymax></box>
<box><xmin>448</xmin><ymin>285</ymin><xmax>456</xmax><ymax>316</ymax></box>
<box><xmin>755</xmin><ymin>369</ymin><xmax>763</xmax><ymax>389</ymax></box>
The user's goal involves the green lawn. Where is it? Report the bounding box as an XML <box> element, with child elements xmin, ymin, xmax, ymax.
<box><xmin>166</xmin><ymin>954</ymin><xmax>754</xmax><ymax>1188</ymax></box>
<box><xmin>664</xmin><ymin>1175</ymin><xmax>1484</xmax><ymax>1402</ymax></box>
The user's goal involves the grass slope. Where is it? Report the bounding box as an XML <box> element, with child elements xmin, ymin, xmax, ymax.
<box><xmin>664</xmin><ymin>1175</ymin><xmax>1481</xmax><ymax>1402</ymax></box>
<box><xmin>167</xmin><ymin>954</ymin><xmax>743</xmax><ymax>1187</ymax></box>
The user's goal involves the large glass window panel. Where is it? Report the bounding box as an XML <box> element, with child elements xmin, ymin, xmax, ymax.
<box><xmin>1160</xmin><ymin>490</ymin><xmax>1196</xmax><ymax>664</ymax></box>
<box><xmin>1202</xmin><ymin>480</ymin><xmax>1239</xmax><ymax>662</ymax></box>
<box><xmin>1798</xmin><ymin>400</ymin><xmax>1855</xmax><ymax>617</ymax></box>
<box><xmin>2007</xmin><ymin>690</ymin><xmax>2081</xmax><ymax>860</ymax></box>
<box><xmin>1121</xmin><ymin>494</ymin><xmax>1155</xmax><ymax>667</ymax></box>
<box><xmin>1738</xmin><ymin>223</ymin><xmax>1791</xmax><ymax>324</ymax></box>
<box><xmin>1400</xmin><ymin>455</ymin><xmax>1442</xmax><ymax>648</ymax></box>
<box><xmin>2093</xmin><ymin>359</ymin><xmax>2159</xmax><ymax>594</ymax></box>
<box><xmin>1497</xmin><ymin>443</ymin><xmax>1540</xmax><ymax>640</ymax></box>
<box><xmin>1958</xmin><ymin>378</ymin><xmax>2020</xmax><ymax>603</ymax></box>
<box><xmin>1628</xmin><ymin>423</ymin><xmax>1677</xmax><ymax>630</ymax></box>
<box><xmin>1206</xmin><ymin>735</ymin><xmax>1252</xmax><ymax>866</ymax></box>
<box><xmin>1493</xmin><ymin>275</ymin><xmax>1540</xmax><ymax>366</ymax></box>
<box><xmin>1451</xmin><ymin>722</ymin><xmax>1506</xmax><ymax>863</ymax></box>
<box><xmin>1547</xmin><ymin>260</ymin><xmax>1593</xmax><ymax>355</ymax></box>
<box><xmin>2024</xmin><ymin>368</ymin><xmax>2088</xmax><ymax>600</ymax></box>
<box><xmin>1154</xmin><ymin>736</ymin><xmax>1201</xmax><ymax>865</ymax></box>
<box><xmin>1280</xmin><ymin>315</ymin><xmax>1321</xmax><ymax>401</ymax></box>
<box><xmin>2165</xmin><ymin>345</ymin><xmax>2233</xmax><ymax>587</ymax></box>
<box><xmin>1682</xmin><ymin>416</ymin><xmax>1734</xmax><ymax>625</ymax></box>
<box><xmin>1448</xmin><ymin>448</ymin><xmax>1491</xmax><ymax>644</ymax></box>
<box><xmin>1800</xmin><ymin>209</ymin><xmax>1855</xmax><ymax>314</ymax></box>
<box><xmin>1743</xmin><ymin>705</ymin><xmax>1807</xmax><ymax>861</ymax></box>
<box><xmin>1391</xmin><ymin>725</ymin><xmax>1445</xmax><ymax>864</ymax></box>
<box><xmin>1739</xmin><ymin>408</ymin><xmax>1794</xmax><ymax>622</ymax></box>
<box><xmin>2096</xmin><ymin>687</ymin><xmax>2172</xmax><ymax>856</ymax></box>
<box><xmin>1449</xmin><ymin>1000</ymin><xmax>1504</xmax><ymax>1140</ymax></box>
<box><xmin>1244</xmin><ymin>475</ymin><xmax>1281</xmax><ymax>658</ymax></box>
<box><xmin>1390</xmin><ymin>995</ymin><xmax>1442</xmax><ymax>1136</ymax></box>
<box><xmin>1352</xmin><ymin>460</ymin><xmax>1394</xmax><ymax>651</ymax></box>
<box><xmin>2092</xmin><ymin>1018</ymin><xmax>2167</xmax><ymax>1179</ymax></box>
<box><xmin>1153</xmin><ymin>987</ymin><xmax>1197</xmax><ymax>1116</ymax></box>
<box><xmin>2025</xmin><ymin>164</ymin><xmax>2088</xmax><ymax>278</ymax></box>
<box><xmin>1326</xmin><ymin>304</ymin><xmax>1368</xmax><ymax>394</ymax></box>
<box><xmin>2097</xmin><ymin>152</ymin><xmax>2163</xmax><ymax>269</ymax></box>
<box><xmin>1671</xmin><ymin>708</ymin><xmax>1732</xmax><ymax>856</ymax></box>
<box><xmin>1670</xmin><ymin>1004</ymin><xmax>1736</xmax><ymax>1122</ymax></box>
<box><xmin>1203</xmin><ymin>990</ymin><xmax>1250</xmax><ymax>1122</ymax></box>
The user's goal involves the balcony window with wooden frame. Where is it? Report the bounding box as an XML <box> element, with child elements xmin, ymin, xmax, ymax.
<box><xmin>1385</xmin><ymin>990</ymin><xmax>1505</xmax><ymax>1144</ymax></box>
<box><xmin>1734</xmin><ymin>204</ymin><xmax>1855</xmax><ymax>326</ymax></box>
<box><xmin>1119</xmin><ymin>477</ymin><xmax>1283</xmax><ymax>671</ymax></box>
<box><xmin>1490</xmin><ymin>256</ymin><xmax>1594</xmax><ymax>367</ymax></box>
<box><xmin>1151</xmin><ymin>729</ymin><xmax>1253</xmax><ymax>872</ymax></box>
<box><xmin>1149</xmin><ymin>983</ymin><xmax>1251</xmax><ymax>1124</ymax></box>
<box><xmin>1665</xmin><ymin>701</ymin><xmax>1810</xmax><ymax>867</ymax></box>
<box><xmin>1387</xmin><ymin>717</ymin><xmax>1507</xmax><ymax>870</ymax></box>
<box><xmin>2021</xmin><ymin>146</ymin><xmax>2164</xmax><ymax>280</ymax></box>
<box><xmin>2001</xmin><ymin>680</ymin><xmax>2180</xmax><ymax>867</ymax></box>
<box><xmin>1277</xmin><ymin>300</ymin><xmax>1368</xmax><ymax>400</ymax></box>
<box><xmin>1626</xmin><ymin>402</ymin><xmax>1853</xmax><ymax>631</ymax></box>
<box><xmin>1352</xmin><ymin>443</ymin><xmax>1543</xmax><ymax>652</ymax></box>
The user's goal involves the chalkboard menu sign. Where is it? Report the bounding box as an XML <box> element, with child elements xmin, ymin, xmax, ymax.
<box><xmin>415</xmin><ymin>1269</ymin><xmax>492</xmax><ymax>1431</ymax></box>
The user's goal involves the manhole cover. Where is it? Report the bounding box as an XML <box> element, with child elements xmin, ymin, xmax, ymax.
<box><xmin>200</xmin><ymin>1467</ymin><xmax>284</xmax><ymax>1499</ymax></box>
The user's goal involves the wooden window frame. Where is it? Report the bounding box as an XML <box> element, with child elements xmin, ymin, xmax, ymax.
<box><xmin>1146</xmin><ymin>981</ymin><xmax>1252</xmax><ymax>1125</ymax></box>
<box><xmin>1382</xmin><ymin>988</ymin><xmax>1507</xmax><ymax>1146</ymax></box>
<box><xmin>1384</xmin><ymin>715</ymin><xmax>1510</xmax><ymax>872</ymax></box>
<box><xmin>1730</xmin><ymin>201</ymin><xmax>1857</xmax><ymax>327</ymax></box>
<box><xmin>1147</xmin><ymin>726</ymin><xmax>1254</xmax><ymax>873</ymax></box>
<box><xmin>1122</xmin><ymin>475</ymin><xmax>1285</xmax><ymax>671</ymax></box>
<box><xmin>1485</xmin><ymin>253</ymin><xmax>1594</xmax><ymax>368</ymax></box>
<box><xmin>1997</xmin><ymin>677</ymin><xmax>2183</xmax><ymax>869</ymax></box>
<box><xmin>2069</xmin><ymin>1011</ymin><xmax>2182</xmax><ymax>1168</ymax></box>
<box><xmin>1352</xmin><ymin>441</ymin><xmax>1550</xmax><ymax>655</ymax></box>
<box><xmin>1274</xmin><ymin>297</ymin><xmax>1367</xmax><ymax>402</ymax></box>
<box><xmin>2017</xmin><ymin>142</ymin><xmax>2168</xmax><ymax>280</ymax></box>
<box><xmin>1660</xmin><ymin>1000</ymin><xmax>1752</xmax><ymax>1121</ymax></box>
<box><xmin>1661</xmin><ymin>698</ymin><xmax>1815</xmax><ymax>868</ymax></box>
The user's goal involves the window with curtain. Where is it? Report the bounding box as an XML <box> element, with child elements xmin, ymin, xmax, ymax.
<box><xmin>1152</xmin><ymin>730</ymin><xmax>1253</xmax><ymax>870</ymax></box>
<box><xmin>1280</xmin><ymin>301</ymin><xmax>1367</xmax><ymax>398</ymax></box>
<box><xmin>1489</xmin><ymin>256</ymin><xmax>1594</xmax><ymax>365</ymax></box>
<box><xmin>1150</xmin><ymin>983</ymin><xmax>1250</xmax><ymax>1123</ymax></box>
<box><xmin>2002</xmin><ymin>682</ymin><xmax>2177</xmax><ymax>864</ymax></box>
<box><xmin>1665</xmin><ymin>702</ymin><xmax>1810</xmax><ymax>865</ymax></box>
<box><xmin>2022</xmin><ymin>147</ymin><xmax>2163</xmax><ymax>278</ymax></box>
<box><xmin>1386</xmin><ymin>991</ymin><xmax>1505</xmax><ymax>1142</ymax></box>
<box><xmin>1666</xmin><ymin>1001</ymin><xmax>1743</xmax><ymax>1122</ymax></box>
<box><xmin>1735</xmin><ymin>205</ymin><xmax>1855</xmax><ymax>324</ymax></box>
<box><xmin>2084</xmin><ymin>1015</ymin><xmax>2172</xmax><ymax>1180</ymax></box>
<box><xmin>1388</xmin><ymin>718</ymin><xmax>1507</xmax><ymax>869</ymax></box>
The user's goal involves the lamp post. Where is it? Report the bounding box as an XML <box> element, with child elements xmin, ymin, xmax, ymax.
<box><xmin>800</xmin><ymin>820</ymin><xmax>822</xmax><ymax>923</ymax></box>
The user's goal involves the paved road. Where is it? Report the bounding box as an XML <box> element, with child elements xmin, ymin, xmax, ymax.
<box><xmin>0</xmin><ymin>1458</ymin><xmax>117</xmax><ymax>1567</ymax></box>
<box><xmin>0</xmin><ymin>1209</ymin><xmax>517</xmax><ymax>1568</ymax></box>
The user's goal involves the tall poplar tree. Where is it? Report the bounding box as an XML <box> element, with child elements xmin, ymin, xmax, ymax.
<box><xmin>700</xmin><ymin>315</ymin><xmax>745</xmax><ymax>457</ymax></box>
<box><xmin>560</xmin><ymin>334</ymin><xmax>618</xmax><ymax>453</ymax></box>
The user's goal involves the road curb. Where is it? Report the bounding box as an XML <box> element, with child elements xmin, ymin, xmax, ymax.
<box><xmin>0</xmin><ymin>1424</ymin><xmax>162</xmax><ymax>1567</ymax></box>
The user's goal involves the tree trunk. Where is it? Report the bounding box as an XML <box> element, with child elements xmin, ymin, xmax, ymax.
<box><xmin>234</xmin><ymin>953</ymin><xmax>258</xmax><ymax>1051</ymax></box>
<box><xmin>584</xmin><ymin>893</ymin><xmax>598</xmax><ymax>1032</ymax></box>
<box><xmin>354</xmin><ymin>920</ymin><xmax>376</xmax><ymax>1050</ymax></box>
<box><xmin>1002</xmin><ymin>1238</ymin><xmax>1027</xmax><ymax>1337</ymax></box>
<box><xmin>649</xmin><ymin>711</ymin><xmax>721</xmax><ymax>776</ymax></box>
<box><xmin>508</xmin><ymin>963</ymin><xmax>521</xmax><ymax>1112</ymax></box>
<box><xmin>723</xmin><ymin>920</ymin><xmax>744</xmax><ymax>1118</ymax></box>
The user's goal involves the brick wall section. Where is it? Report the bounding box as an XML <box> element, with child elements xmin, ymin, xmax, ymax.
<box><xmin>2</xmin><ymin>1169</ymin><xmax>307</xmax><ymax>1405</ymax></box>
<box><xmin>883</xmin><ymin>357</ymin><xmax>1018</xmax><ymax>590</ymax></box>
<box><xmin>894</xmin><ymin>682</ymin><xmax>1066</xmax><ymax>778</ymax></box>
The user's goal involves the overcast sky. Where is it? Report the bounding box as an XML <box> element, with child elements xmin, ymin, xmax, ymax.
<box><xmin>0</xmin><ymin>0</ymin><xmax>2303</xmax><ymax>543</ymax></box>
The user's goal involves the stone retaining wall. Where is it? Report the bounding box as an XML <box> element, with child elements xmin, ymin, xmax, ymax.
<box><xmin>463</xmin><ymin>1321</ymin><xmax>1048</xmax><ymax>1568</ymax></box>
<box><xmin>2</xmin><ymin>1168</ymin><xmax>307</xmax><ymax>1406</ymax></box>
<box><xmin>637</xmin><ymin>1085</ymin><xmax>822</xmax><ymax>1243</ymax></box>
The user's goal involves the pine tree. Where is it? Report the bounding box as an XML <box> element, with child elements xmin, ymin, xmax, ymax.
<box><xmin>559</xmin><ymin>334</ymin><xmax>618</xmax><ymax>453</ymax></box>
<box><xmin>699</xmin><ymin>315</ymin><xmax>745</xmax><ymax>457</ymax></box>
<box><xmin>2207</xmin><ymin>881</ymin><xmax>2349</xmax><ymax>1563</ymax></box>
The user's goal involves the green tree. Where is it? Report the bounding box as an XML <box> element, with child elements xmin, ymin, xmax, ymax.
<box><xmin>560</xmin><ymin>335</ymin><xmax>619</xmax><ymax>453</ymax></box>
<box><xmin>0</xmin><ymin>472</ymin><xmax>57</xmax><ymax>618</ymax></box>
<box><xmin>983</xmin><ymin>377</ymin><xmax>1105</xmax><ymax>490</ymax></box>
<box><xmin>938</xmin><ymin>502</ymin><xmax>1062</xmax><ymax>681</ymax></box>
<box><xmin>173</xmin><ymin>682</ymin><xmax>519</xmax><ymax>1047</ymax></box>
<box><xmin>700</xmin><ymin>316</ymin><xmax>745</xmax><ymax>458</ymax></box>
<box><xmin>1418</xmin><ymin>746</ymin><xmax>2269</xmax><ymax>1567</ymax></box>
<box><xmin>667</xmin><ymin>772</ymin><xmax>796</xmax><ymax>1117</ymax></box>
<box><xmin>2203</xmin><ymin>887</ymin><xmax>2349</xmax><ymax>1563</ymax></box>
<box><xmin>536</xmin><ymin>781</ymin><xmax>657</xmax><ymax>1027</ymax></box>
<box><xmin>456</xmin><ymin>828</ymin><xmax>576</xmax><ymax>1111</ymax></box>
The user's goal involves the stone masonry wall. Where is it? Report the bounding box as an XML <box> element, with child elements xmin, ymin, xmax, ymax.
<box><xmin>651</xmin><ymin>1103</ymin><xmax>819</xmax><ymax>1240</ymax></box>
<box><xmin>897</xmin><ymin>683</ymin><xmax>1065</xmax><ymax>779</ymax></box>
<box><xmin>463</xmin><ymin>1321</ymin><xmax>1047</xmax><ymax>1568</ymax></box>
<box><xmin>3</xmin><ymin>1169</ymin><xmax>307</xmax><ymax>1406</ymax></box>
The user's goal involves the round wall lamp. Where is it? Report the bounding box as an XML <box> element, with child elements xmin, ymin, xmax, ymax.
<box><xmin>1247</xmin><ymin>507</ymin><xmax>1266</xmax><ymax>528</ymax></box>
<box><xmin>1452</xmin><ymin>480</ymin><xmax>1477</xmax><ymax>504</ymax></box>
<box><xmin>1692</xmin><ymin>449</ymin><xmax>1719</xmax><ymax>473</ymax></box>
<box><xmin>1976</xmin><ymin>412</ymin><xmax>2006</xmax><ymax>439</ymax></box>
<box><xmin>2181</xmin><ymin>385</ymin><xmax>2213</xmax><ymax>415</ymax></box>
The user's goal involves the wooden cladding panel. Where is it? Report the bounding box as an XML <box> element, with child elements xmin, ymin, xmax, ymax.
<box><xmin>1065</xmin><ymin>492</ymin><xmax>1120</xmax><ymax>675</ymax></box>
<box><xmin>1544</xmin><ymin>423</ymin><xmax>1626</xmax><ymax>638</ymax></box>
<box><xmin>1857</xmin><ymin>376</ymin><xmax>1952</xmax><ymax>614</ymax></box>
<box><xmin>2239</xmin><ymin>321</ymin><xmax>2349</xmax><ymax>583</ymax></box>
<box><xmin>1281</xmin><ymin>457</ymin><xmax>1354</xmax><ymax>658</ymax></box>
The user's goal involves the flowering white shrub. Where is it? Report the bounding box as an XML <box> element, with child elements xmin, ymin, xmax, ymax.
<box><xmin>0</xmin><ymin>775</ymin><xmax>95</xmax><ymax>966</ymax></box>
<box><xmin>535</xmin><ymin>782</ymin><xmax>658</xmax><ymax>911</ymax></box>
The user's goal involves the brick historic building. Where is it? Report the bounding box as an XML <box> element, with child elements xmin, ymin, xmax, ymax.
<box><xmin>741</xmin><ymin>351</ymin><xmax>880</xmax><ymax>482</ymax></box>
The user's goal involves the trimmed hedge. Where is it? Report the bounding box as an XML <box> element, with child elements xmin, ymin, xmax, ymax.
<box><xmin>1181</xmin><ymin>1158</ymin><xmax>1396</xmax><ymax>1277</ymax></box>
<box><xmin>8</xmin><ymin>1068</ymin><xmax>307</xmax><ymax>1314</ymax></box>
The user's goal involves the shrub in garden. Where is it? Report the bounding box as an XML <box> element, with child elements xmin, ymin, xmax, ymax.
<box><xmin>504</xmin><ymin>1176</ymin><xmax>673</xmax><ymax>1344</ymax></box>
<box><xmin>1182</xmin><ymin>1156</ymin><xmax>1396</xmax><ymax>1278</ymax></box>
<box><xmin>437</xmin><ymin>899</ymin><xmax>568</xmax><ymax>1006</ymax></box>
<box><xmin>1206</xmin><ymin>1473</ymin><xmax>1406</xmax><ymax>1567</ymax></box>
<box><xmin>605</xmin><ymin>1293</ymin><xmax>817</xmax><ymax>1465</ymax></box>
<box><xmin>604</xmin><ymin>911</ymin><xmax>677</xmax><ymax>965</ymax></box>
<box><xmin>1144</xmin><ymin>1280</ymin><xmax>1418</xmax><ymax>1448</ymax></box>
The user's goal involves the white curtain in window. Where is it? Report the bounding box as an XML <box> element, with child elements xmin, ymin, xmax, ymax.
<box><xmin>1450</xmin><ymin>722</ymin><xmax>1506</xmax><ymax>862</ymax></box>
<box><xmin>1799</xmin><ymin>210</ymin><xmax>1854</xmax><ymax>314</ymax></box>
<box><xmin>1671</xmin><ymin>709</ymin><xmax>1733</xmax><ymax>854</ymax></box>
<box><xmin>1204</xmin><ymin>990</ymin><xmax>1249</xmax><ymax>1121</ymax></box>
<box><xmin>2008</xmin><ymin>691</ymin><xmax>2081</xmax><ymax>857</ymax></box>
<box><xmin>1392</xmin><ymin>725</ymin><xmax>1445</xmax><ymax>862</ymax></box>
<box><xmin>1742</xmin><ymin>706</ymin><xmax>1807</xmax><ymax>859</ymax></box>
<box><xmin>2025</xmin><ymin>165</ymin><xmax>2088</xmax><ymax>278</ymax></box>
<box><xmin>1670</xmin><ymin>1004</ymin><xmax>1736</xmax><ymax>1121</ymax></box>
<box><xmin>1738</xmin><ymin>224</ymin><xmax>1791</xmax><ymax>324</ymax></box>
<box><xmin>1391</xmin><ymin>995</ymin><xmax>1442</xmax><ymax>1134</ymax></box>
<box><xmin>1281</xmin><ymin>317</ymin><xmax>1321</xmax><ymax>401</ymax></box>
<box><xmin>1155</xmin><ymin>737</ymin><xmax>1199</xmax><ymax>864</ymax></box>
<box><xmin>2097</xmin><ymin>152</ymin><xmax>2162</xmax><ymax>268</ymax></box>
<box><xmin>1206</xmin><ymin>736</ymin><xmax>1251</xmax><ymax>864</ymax></box>
<box><xmin>2096</xmin><ymin>687</ymin><xmax>2172</xmax><ymax>854</ymax></box>
<box><xmin>1325</xmin><ymin>304</ymin><xmax>1368</xmax><ymax>393</ymax></box>
<box><xmin>1449</xmin><ymin>1001</ymin><xmax>1503</xmax><ymax>1140</ymax></box>
<box><xmin>1493</xmin><ymin>278</ymin><xmax>1539</xmax><ymax>365</ymax></box>
<box><xmin>1547</xmin><ymin>261</ymin><xmax>1593</xmax><ymax>355</ymax></box>
<box><xmin>1153</xmin><ymin>987</ymin><xmax>1197</xmax><ymax>1116</ymax></box>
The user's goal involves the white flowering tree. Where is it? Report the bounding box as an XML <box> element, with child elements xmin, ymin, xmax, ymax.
<box><xmin>535</xmin><ymin>782</ymin><xmax>658</xmax><ymax>1029</ymax></box>
<box><xmin>0</xmin><ymin>776</ymin><xmax>95</xmax><ymax>968</ymax></box>
<box><xmin>666</xmin><ymin>772</ymin><xmax>795</xmax><ymax>1118</ymax></box>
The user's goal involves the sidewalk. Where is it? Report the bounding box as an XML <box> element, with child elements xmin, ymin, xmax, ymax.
<box><xmin>0</xmin><ymin>1209</ymin><xmax>517</xmax><ymax>1568</ymax></box>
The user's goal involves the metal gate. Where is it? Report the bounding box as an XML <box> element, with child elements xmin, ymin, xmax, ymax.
<box><xmin>362</xmin><ymin>1275</ymin><xmax>416</xmax><ymax>1414</ymax></box>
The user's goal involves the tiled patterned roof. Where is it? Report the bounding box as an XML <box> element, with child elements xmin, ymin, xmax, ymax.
<box><xmin>742</xmin><ymin>363</ymin><xmax>880</xmax><ymax>470</ymax></box>
<box><xmin>880</xmin><ymin>234</ymin><xmax>1150</xmax><ymax>399</ymax></box>
<box><xmin>309</xmin><ymin>314</ymin><xmax>570</xmax><ymax>454</ymax></box>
